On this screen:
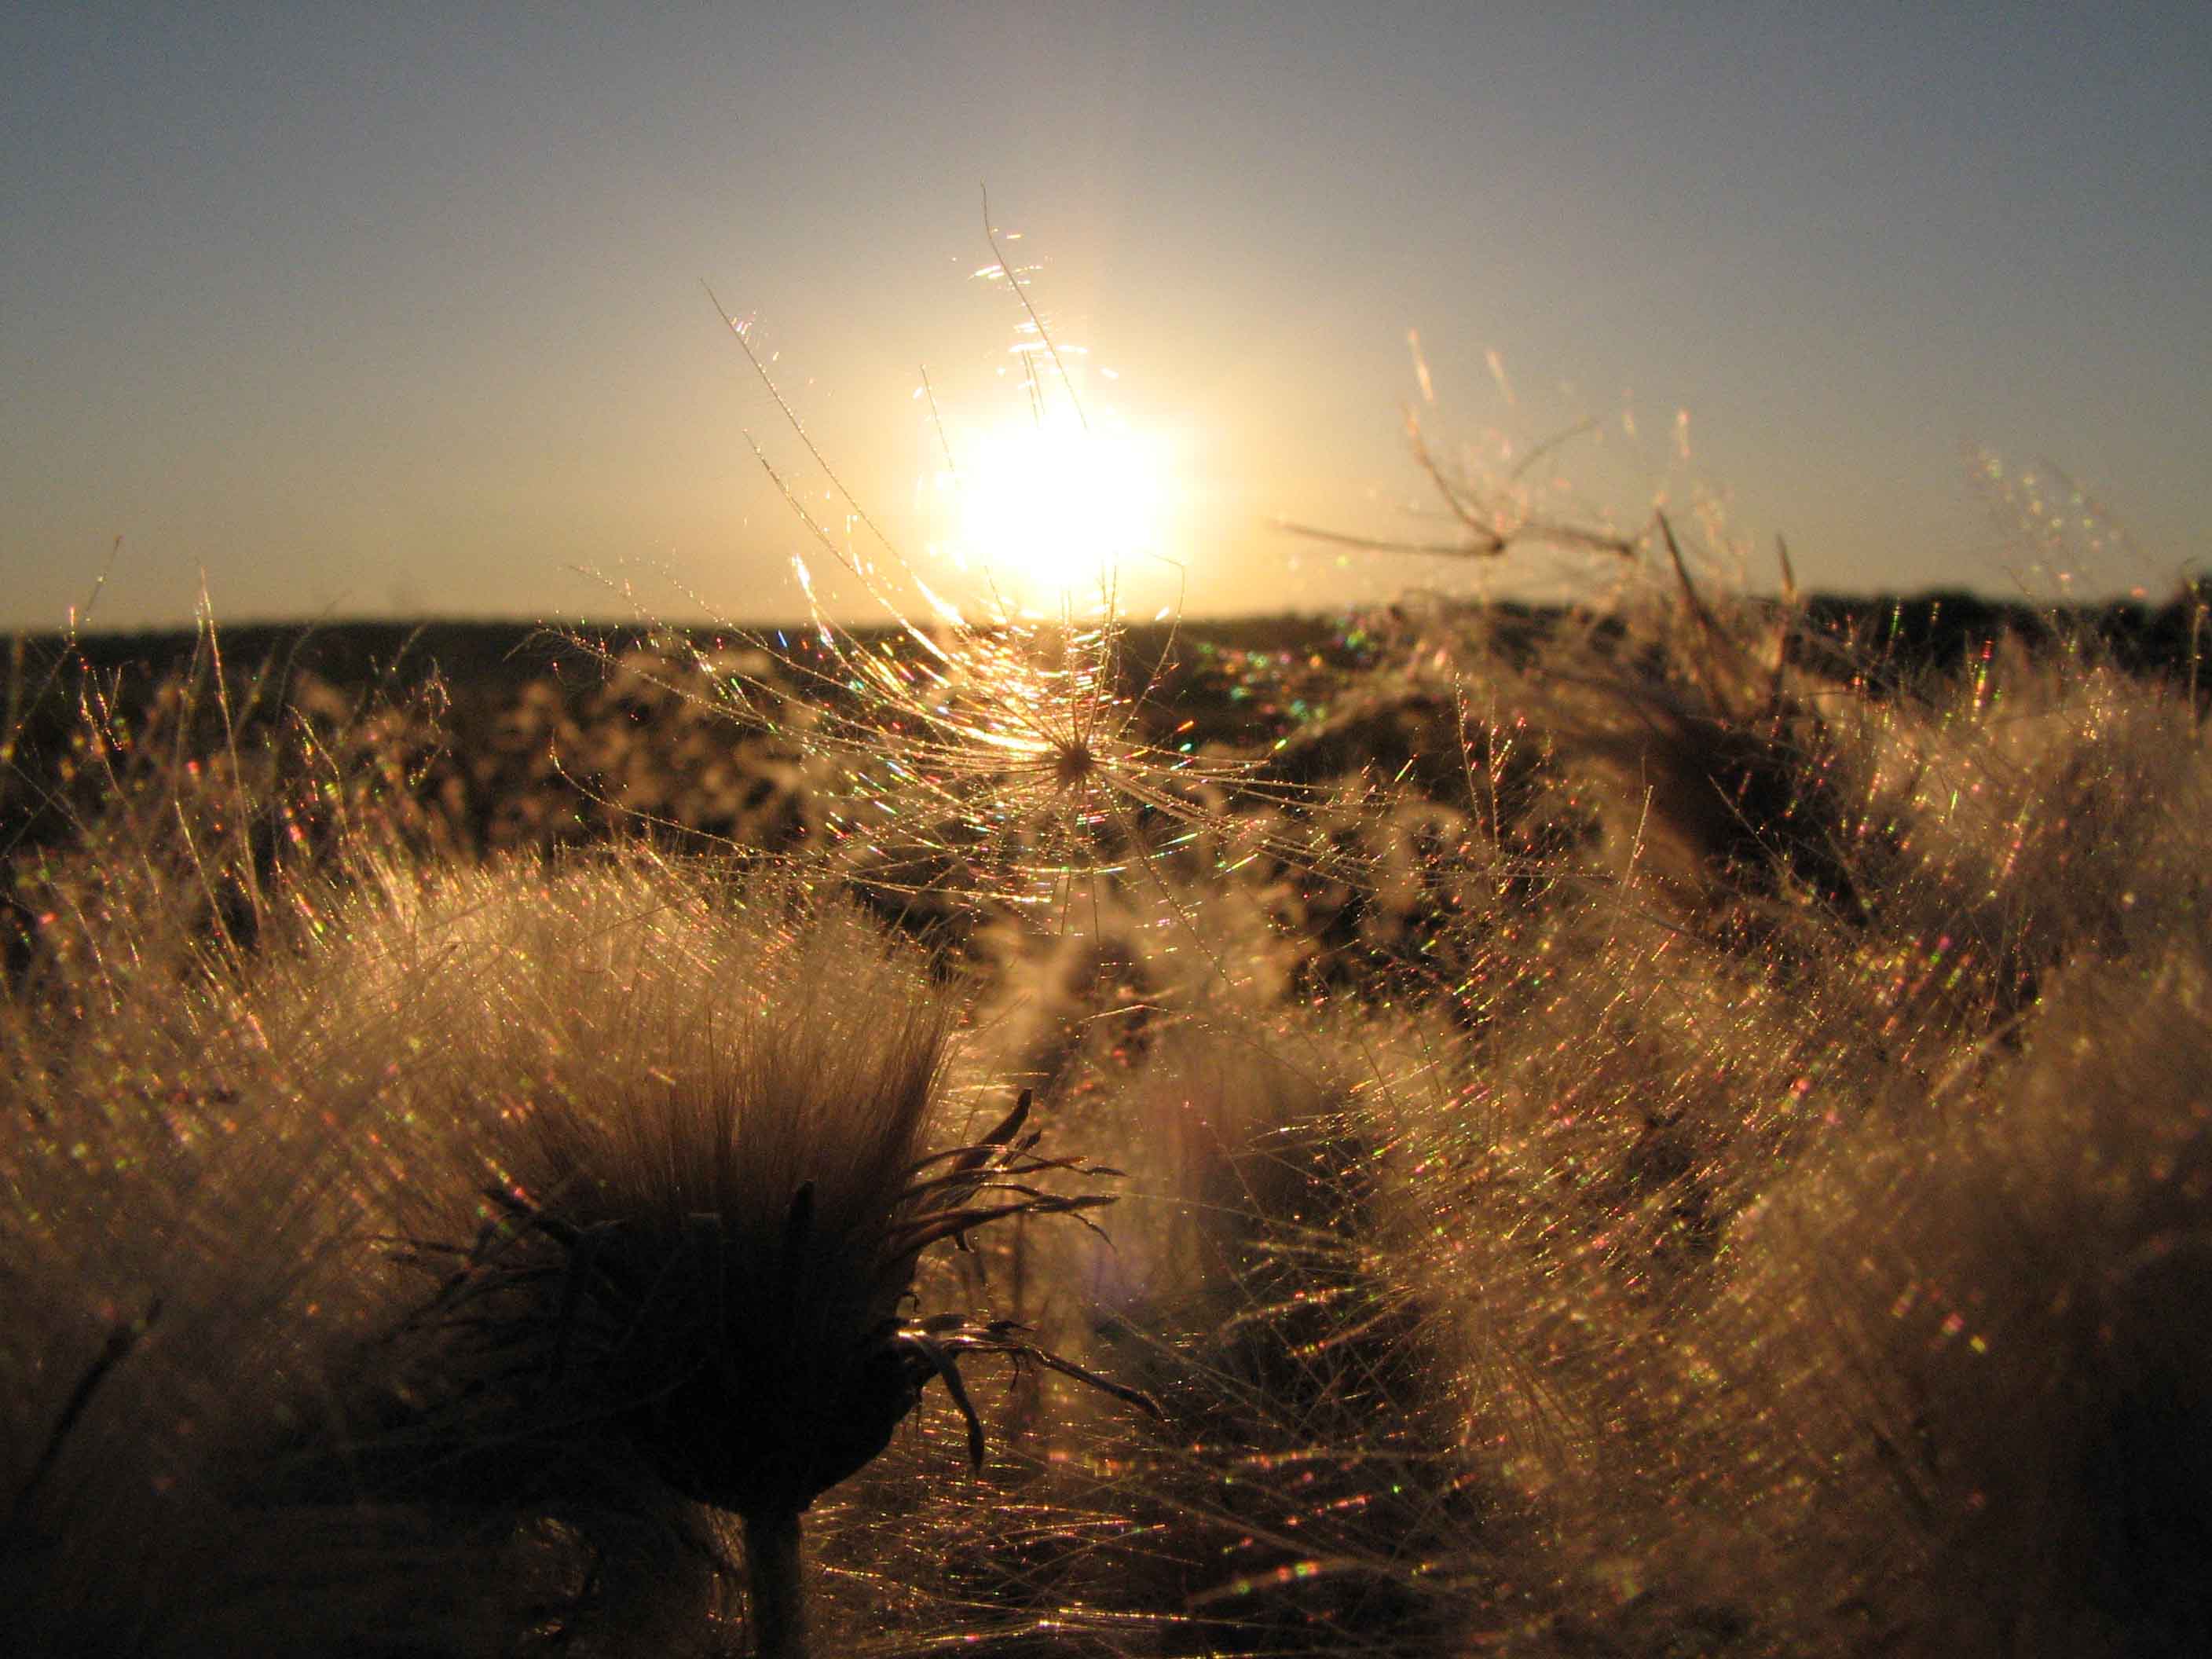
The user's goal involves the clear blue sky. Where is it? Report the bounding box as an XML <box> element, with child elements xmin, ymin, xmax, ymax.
<box><xmin>5</xmin><ymin>3</ymin><xmax>2207</xmax><ymax>629</ymax></box>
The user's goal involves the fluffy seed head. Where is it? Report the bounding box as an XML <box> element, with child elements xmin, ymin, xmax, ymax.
<box><xmin>306</xmin><ymin>856</ymin><xmax>1128</xmax><ymax>1522</ymax></box>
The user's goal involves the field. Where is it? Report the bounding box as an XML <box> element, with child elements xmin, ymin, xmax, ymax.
<box><xmin>3</xmin><ymin>561</ymin><xmax>2208</xmax><ymax>1657</ymax></box>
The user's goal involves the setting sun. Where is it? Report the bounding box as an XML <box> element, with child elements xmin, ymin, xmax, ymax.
<box><xmin>925</xmin><ymin>406</ymin><xmax>1179</xmax><ymax>611</ymax></box>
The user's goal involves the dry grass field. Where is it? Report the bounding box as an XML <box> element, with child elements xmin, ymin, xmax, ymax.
<box><xmin>3</xmin><ymin>554</ymin><xmax>2207</xmax><ymax>1656</ymax></box>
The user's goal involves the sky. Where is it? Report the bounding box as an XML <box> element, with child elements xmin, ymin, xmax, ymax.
<box><xmin>5</xmin><ymin>3</ymin><xmax>2207</xmax><ymax>632</ymax></box>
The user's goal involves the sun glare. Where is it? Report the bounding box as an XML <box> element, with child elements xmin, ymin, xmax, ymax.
<box><xmin>927</xmin><ymin>408</ymin><xmax>1178</xmax><ymax>613</ymax></box>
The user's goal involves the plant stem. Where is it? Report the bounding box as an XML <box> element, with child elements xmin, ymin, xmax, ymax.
<box><xmin>742</xmin><ymin>1506</ymin><xmax>808</xmax><ymax>1659</ymax></box>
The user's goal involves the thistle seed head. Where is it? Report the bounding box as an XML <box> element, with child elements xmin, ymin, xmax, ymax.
<box><xmin>327</xmin><ymin>856</ymin><xmax>1134</xmax><ymax>1522</ymax></box>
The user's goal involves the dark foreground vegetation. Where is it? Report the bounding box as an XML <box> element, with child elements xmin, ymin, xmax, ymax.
<box><xmin>4</xmin><ymin>563</ymin><xmax>2208</xmax><ymax>1656</ymax></box>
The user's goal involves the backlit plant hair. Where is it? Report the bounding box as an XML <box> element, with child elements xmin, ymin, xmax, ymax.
<box><xmin>572</xmin><ymin>256</ymin><xmax>1337</xmax><ymax>930</ymax></box>
<box><xmin>302</xmin><ymin>856</ymin><xmax>1155</xmax><ymax>1658</ymax></box>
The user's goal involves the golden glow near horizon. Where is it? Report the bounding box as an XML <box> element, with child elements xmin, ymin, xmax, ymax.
<box><xmin>921</xmin><ymin>400</ymin><xmax>1181</xmax><ymax>617</ymax></box>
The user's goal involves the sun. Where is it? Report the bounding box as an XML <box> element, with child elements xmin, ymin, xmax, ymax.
<box><xmin>927</xmin><ymin>407</ymin><xmax>1179</xmax><ymax>611</ymax></box>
